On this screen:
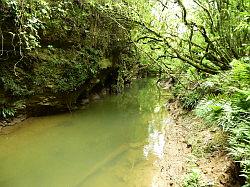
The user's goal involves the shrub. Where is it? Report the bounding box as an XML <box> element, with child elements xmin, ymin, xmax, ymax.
<box><xmin>193</xmin><ymin>59</ymin><xmax>250</xmax><ymax>184</ymax></box>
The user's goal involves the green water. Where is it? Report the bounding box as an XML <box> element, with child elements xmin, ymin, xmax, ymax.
<box><xmin>0</xmin><ymin>79</ymin><xmax>169</xmax><ymax>187</ymax></box>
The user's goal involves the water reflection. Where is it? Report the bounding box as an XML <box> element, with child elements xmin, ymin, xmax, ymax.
<box><xmin>143</xmin><ymin>105</ymin><xmax>167</xmax><ymax>160</ymax></box>
<box><xmin>0</xmin><ymin>78</ymin><xmax>170</xmax><ymax>187</ymax></box>
<box><xmin>143</xmin><ymin>125</ymin><xmax>166</xmax><ymax>159</ymax></box>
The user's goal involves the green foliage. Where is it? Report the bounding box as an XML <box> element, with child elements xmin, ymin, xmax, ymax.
<box><xmin>0</xmin><ymin>0</ymin><xmax>141</xmax><ymax>99</ymax></box>
<box><xmin>1</xmin><ymin>107</ymin><xmax>15</xmax><ymax>119</ymax></box>
<box><xmin>29</xmin><ymin>48</ymin><xmax>98</xmax><ymax>93</ymax></box>
<box><xmin>131</xmin><ymin>0</ymin><xmax>249</xmax><ymax>74</ymax></box>
<box><xmin>179</xmin><ymin>91</ymin><xmax>202</xmax><ymax>110</ymax></box>
<box><xmin>183</xmin><ymin>169</ymin><xmax>201</xmax><ymax>187</ymax></box>
<box><xmin>168</xmin><ymin>57</ymin><xmax>249</xmax><ymax>184</ymax></box>
<box><xmin>1</xmin><ymin>74</ymin><xmax>34</xmax><ymax>96</ymax></box>
<box><xmin>195</xmin><ymin>99</ymin><xmax>234</xmax><ymax>130</ymax></box>
<box><xmin>3</xmin><ymin>0</ymin><xmax>50</xmax><ymax>50</ymax></box>
<box><xmin>0</xmin><ymin>0</ymin><xmax>249</xmax><ymax>183</ymax></box>
<box><xmin>190</xmin><ymin>59</ymin><xmax>250</xmax><ymax>184</ymax></box>
<box><xmin>171</xmin><ymin>66</ymin><xmax>205</xmax><ymax>109</ymax></box>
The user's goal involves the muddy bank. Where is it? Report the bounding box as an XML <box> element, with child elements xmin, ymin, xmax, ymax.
<box><xmin>154</xmin><ymin>100</ymin><xmax>243</xmax><ymax>186</ymax></box>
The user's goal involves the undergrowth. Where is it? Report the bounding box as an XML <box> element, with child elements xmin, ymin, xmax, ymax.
<box><xmin>173</xmin><ymin>59</ymin><xmax>250</xmax><ymax>185</ymax></box>
<box><xmin>183</xmin><ymin>169</ymin><xmax>201</xmax><ymax>187</ymax></box>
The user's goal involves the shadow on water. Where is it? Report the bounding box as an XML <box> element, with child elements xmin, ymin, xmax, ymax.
<box><xmin>0</xmin><ymin>78</ymin><xmax>171</xmax><ymax>187</ymax></box>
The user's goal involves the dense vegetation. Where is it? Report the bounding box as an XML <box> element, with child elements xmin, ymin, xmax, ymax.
<box><xmin>0</xmin><ymin>0</ymin><xmax>249</xmax><ymax>185</ymax></box>
<box><xmin>0</xmin><ymin>0</ymin><xmax>143</xmax><ymax>116</ymax></box>
<box><xmin>135</xmin><ymin>0</ymin><xmax>249</xmax><ymax>185</ymax></box>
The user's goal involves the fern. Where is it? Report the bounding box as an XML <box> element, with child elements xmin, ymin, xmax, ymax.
<box><xmin>1</xmin><ymin>107</ymin><xmax>15</xmax><ymax>118</ymax></box>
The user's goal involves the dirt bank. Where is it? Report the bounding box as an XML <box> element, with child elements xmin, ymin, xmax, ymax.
<box><xmin>154</xmin><ymin>101</ymin><xmax>242</xmax><ymax>186</ymax></box>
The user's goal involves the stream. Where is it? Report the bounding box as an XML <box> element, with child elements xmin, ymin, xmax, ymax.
<box><xmin>0</xmin><ymin>79</ymin><xmax>170</xmax><ymax>187</ymax></box>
